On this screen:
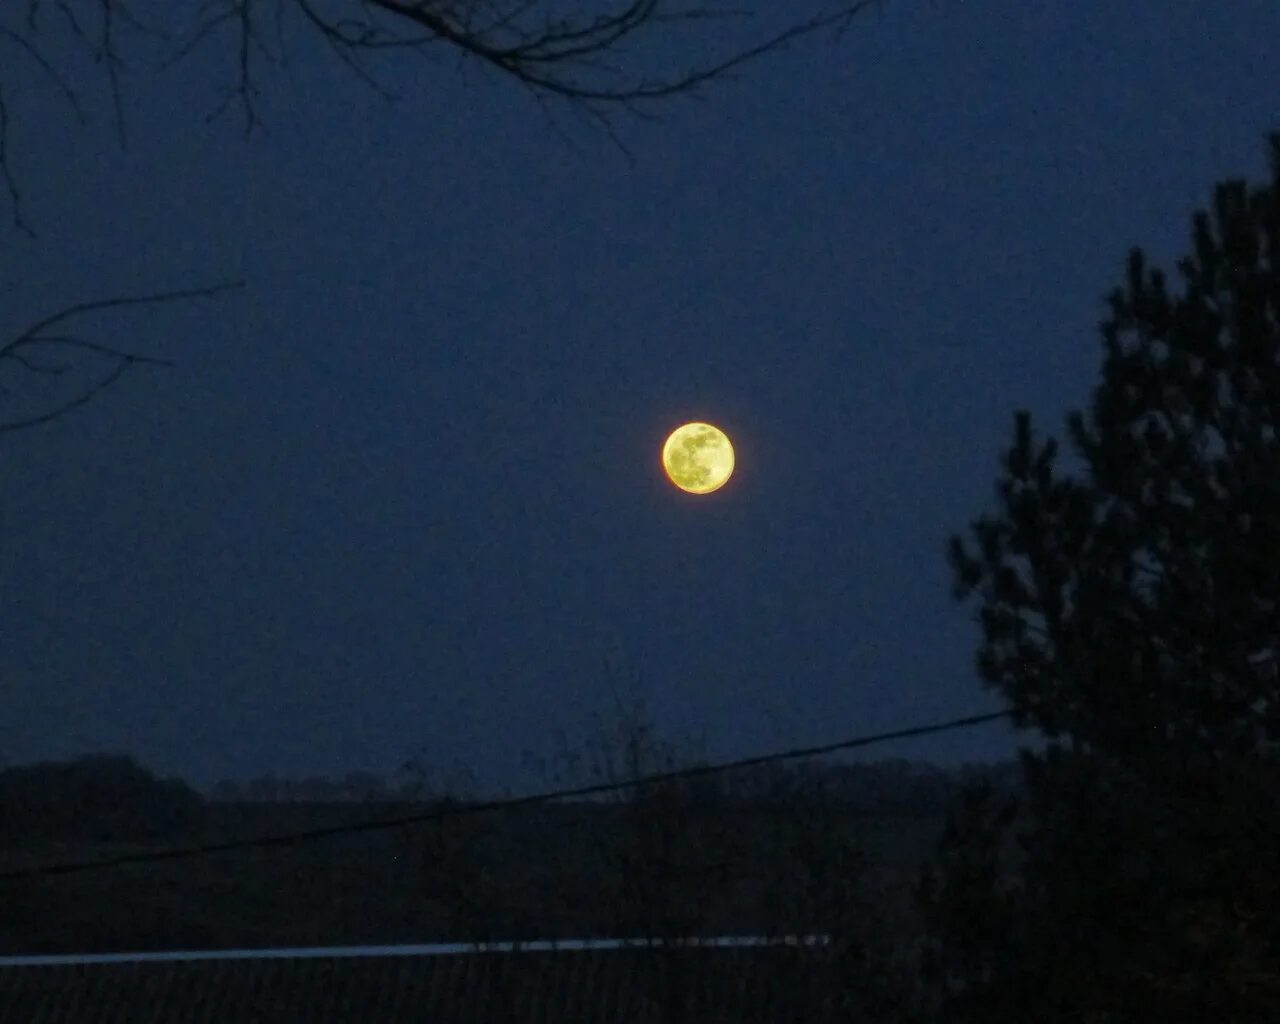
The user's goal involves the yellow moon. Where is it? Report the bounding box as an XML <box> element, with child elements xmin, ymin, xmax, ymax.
<box><xmin>661</xmin><ymin>422</ymin><xmax>735</xmax><ymax>494</ymax></box>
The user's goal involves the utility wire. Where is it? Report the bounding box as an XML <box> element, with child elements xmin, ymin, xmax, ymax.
<box><xmin>0</xmin><ymin>708</ymin><xmax>1014</xmax><ymax>883</ymax></box>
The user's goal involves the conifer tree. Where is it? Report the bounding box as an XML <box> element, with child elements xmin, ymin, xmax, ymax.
<box><xmin>916</xmin><ymin>131</ymin><xmax>1280</xmax><ymax>1023</ymax></box>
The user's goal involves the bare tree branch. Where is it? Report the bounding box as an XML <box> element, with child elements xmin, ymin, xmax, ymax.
<box><xmin>0</xmin><ymin>88</ymin><xmax>35</xmax><ymax>238</ymax></box>
<box><xmin>334</xmin><ymin>0</ymin><xmax>881</xmax><ymax>104</ymax></box>
<box><xmin>0</xmin><ymin>24</ymin><xmax>87</xmax><ymax>121</ymax></box>
<box><xmin>0</xmin><ymin>1</ymin><xmax>888</xmax><ymax>228</ymax></box>
<box><xmin>0</xmin><ymin>0</ymin><xmax>166</xmax><ymax>230</ymax></box>
<box><xmin>0</xmin><ymin>279</ymin><xmax>245</xmax><ymax>434</ymax></box>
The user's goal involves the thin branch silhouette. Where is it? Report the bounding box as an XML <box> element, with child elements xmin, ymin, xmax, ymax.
<box><xmin>0</xmin><ymin>1</ymin><xmax>887</xmax><ymax>228</ymax></box>
<box><xmin>0</xmin><ymin>280</ymin><xmax>245</xmax><ymax>434</ymax></box>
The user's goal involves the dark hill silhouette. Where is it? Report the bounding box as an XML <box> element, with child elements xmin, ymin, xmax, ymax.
<box><xmin>0</xmin><ymin>754</ymin><xmax>205</xmax><ymax>846</ymax></box>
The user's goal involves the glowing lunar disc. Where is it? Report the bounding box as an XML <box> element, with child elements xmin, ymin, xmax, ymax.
<box><xmin>661</xmin><ymin>422</ymin><xmax>735</xmax><ymax>494</ymax></box>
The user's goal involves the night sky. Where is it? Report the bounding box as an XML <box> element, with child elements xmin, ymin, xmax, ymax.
<box><xmin>2</xmin><ymin>1</ymin><xmax>1277</xmax><ymax>796</ymax></box>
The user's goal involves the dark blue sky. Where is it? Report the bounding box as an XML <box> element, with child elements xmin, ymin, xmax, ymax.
<box><xmin>2</xmin><ymin>1</ymin><xmax>1277</xmax><ymax>795</ymax></box>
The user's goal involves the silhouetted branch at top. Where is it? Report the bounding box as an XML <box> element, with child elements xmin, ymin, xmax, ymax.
<box><xmin>0</xmin><ymin>0</ymin><xmax>886</xmax><ymax>228</ymax></box>
<box><xmin>0</xmin><ymin>280</ymin><xmax>245</xmax><ymax>434</ymax></box>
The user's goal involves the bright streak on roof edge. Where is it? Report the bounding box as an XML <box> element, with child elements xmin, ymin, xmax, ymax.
<box><xmin>0</xmin><ymin>935</ymin><xmax>831</xmax><ymax>967</ymax></box>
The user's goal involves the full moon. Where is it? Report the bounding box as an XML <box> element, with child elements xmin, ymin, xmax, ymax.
<box><xmin>661</xmin><ymin>422</ymin><xmax>735</xmax><ymax>494</ymax></box>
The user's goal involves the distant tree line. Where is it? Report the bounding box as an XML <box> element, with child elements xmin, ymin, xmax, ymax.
<box><xmin>203</xmin><ymin>758</ymin><xmax>1023</xmax><ymax>812</ymax></box>
<box><xmin>0</xmin><ymin>748</ymin><xmax>1021</xmax><ymax>854</ymax></box>
<box><xmin>713</xmin><ymin>757</ymin><xmax>1024</xmax><ymax>816</ymax></box>
<box><xmin>208</xmin><ymin>770</ymin><xmax>415</xmax><ymax>803</ymax></box>
<box><xmin>0</xmin><ymin>749</ymin><xmax>1025</xmax><ymax>838</ymax></box>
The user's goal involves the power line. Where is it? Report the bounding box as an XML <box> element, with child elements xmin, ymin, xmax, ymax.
<box><xmin>0</xmin><ymin>708</ymin><xmax>1014</xmax><ymax>883</ymax></box>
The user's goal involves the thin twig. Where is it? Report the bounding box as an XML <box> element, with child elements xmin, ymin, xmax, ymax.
<box><xmin>4</xmin><ymin>280</ymin><xmax>245</xmax><ymax>349</ymax></box>
<box><xmin>0</xmin><ymin>280</ymin><xmax>245</xmax><ymax>434</ymax></box>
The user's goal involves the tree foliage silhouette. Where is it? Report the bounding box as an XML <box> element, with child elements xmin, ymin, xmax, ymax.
<box><xmin>916</xmin><ymin>131</ymin><xmax>1280</xmax><ymax>1023</ymax></box>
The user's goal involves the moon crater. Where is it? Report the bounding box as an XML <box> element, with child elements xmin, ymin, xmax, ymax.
<box><xmin>662</xmin><ymin>422</ymin><xmax>734</xmax><ymax>495</ymax></box>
